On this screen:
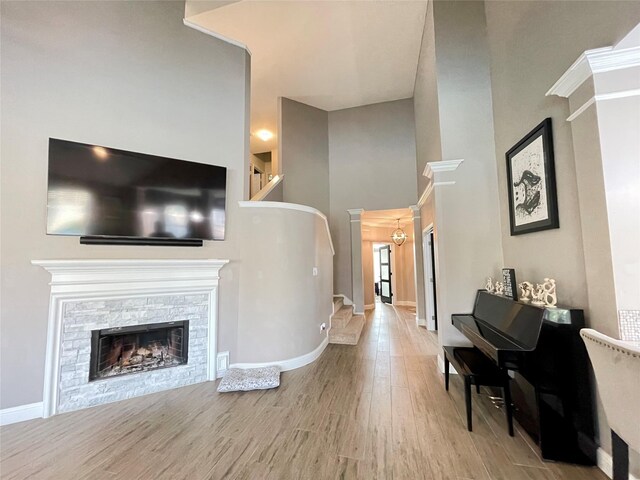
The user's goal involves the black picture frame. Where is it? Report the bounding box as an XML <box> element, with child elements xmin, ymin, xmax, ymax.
<box><xmin>506</xmin><ymin>118</ymin><xmax>559</xmax><ymax>235</ymax></box>
<box><xmin>502</xmin><ymin>268</ymin><xmax>517</xmax><ymax>301</ymax></box>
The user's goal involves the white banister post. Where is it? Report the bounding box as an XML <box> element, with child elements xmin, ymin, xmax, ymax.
<box><xmin>348</xmin><ymin>209</ymin><xmax>365</xmax><ymax>314</ymax></box>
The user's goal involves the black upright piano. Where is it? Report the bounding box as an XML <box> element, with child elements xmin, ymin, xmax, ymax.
<box><xmin>452</xmin><ymin>290</ymin><xmax>596</xmax><ymax>465</ymax></box>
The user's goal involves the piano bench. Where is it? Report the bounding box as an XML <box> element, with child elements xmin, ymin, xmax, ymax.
<box><xmin>443</xmin><ymin>346</ymin><xmax>514</xmax><ymax>437</ymax></box>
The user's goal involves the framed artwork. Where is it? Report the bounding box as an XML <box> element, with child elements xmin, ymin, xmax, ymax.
<box><xmin>506</xmin><ymin>118</ymin><xmax>559</xmax><ymax>235</ymax></box>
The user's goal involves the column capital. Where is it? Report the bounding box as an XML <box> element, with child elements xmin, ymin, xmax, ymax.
<box><xmin>347</xmin><ymin>208</ymin><xmax>365</xmax><ymax>219</ymax></box>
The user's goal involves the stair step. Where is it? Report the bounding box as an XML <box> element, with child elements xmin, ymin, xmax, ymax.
<box><xmin>329</xmin><ymin>315</ymin><xmax>365</xmax><ymax>346</ymax></box>
<box><xmin>331</xmin><ymin>305</ymin><xmax>353</xmax><ymax>329</ymax></box>
<box><xmin>333</xmin><ymin>296</ymin><xmax>344</xmax><ymax>313</ymax></box>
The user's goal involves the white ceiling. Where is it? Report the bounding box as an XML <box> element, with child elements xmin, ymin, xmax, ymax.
<box><xmin>362</xmin><ymin>208</ymin><xmax>413</xmax><ymax>229</ymax></box>
<box><xmin>187</xmin><ymin>1</ymin><xmax>427</xmax><ymax>153</ymax></box>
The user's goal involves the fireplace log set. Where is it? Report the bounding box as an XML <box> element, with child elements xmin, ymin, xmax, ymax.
<box><xmin>93</xmin><ymin>324</ymin><xmax>187</xmax><ymax>379</ymax></box>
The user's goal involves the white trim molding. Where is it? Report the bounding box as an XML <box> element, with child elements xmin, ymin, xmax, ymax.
<box><xmin>417</xmin><ymin>182</ymin><xmax>434</xmax><ymax>208</ymax></box>
<box><xmin>250</xmin><ymin>174</ymin><xmax>284</xmax><ymax>201</ymax></box>
<box><xmin>182</xmin><ymin>18</ymin><xmax>251</xmax><ymax>54</ymax></box>
<box><xmin>32</xmin><ymin>259</ymin><xmax>228</xmax><ymax>418</ymax></box>
<box><xmin>229</xmin><ymin>336</ymin><xmax>329</xmax><ymax>372</ymax></box>
<box><xmin>567</xmin><ymin>89</ymin><xmax>640</xmax><ymax>122</ymax></box>
<box><xmin>0</xmin><ymin>402</ymin><xmax>44</xmax><ymax>426</ymax></box>
<box><xmin>348</xmin><ymin>208</ymin><xmax>365</xmax><ymax>222</ymax></box>
<box><xmin>239</xmin><ymin>200</ymin><xmax>335</xmax><ymax>255</ymax></box>
<box><xmin>547</xmin><ymin>45</ymin><xmax>640</xmax><ymax>98</ymax></box>
<box><xmin>424</xmin><ymin>159</ymin><xmax>464</xmax><ymax>177</ymax></box>
<box><xmin>597</xmin><ymin>447</ymin><xmax>640</xmax><ymax>480</ymax></box>
<box><xmin>416</xmin><ymin>317</ymin><xmax>427</xmax><ymax>327</ymax></box>
<box><xmin>395</xmin><ymin>300</ymin><xmax>417</xmax><ymax>308</ymax></box>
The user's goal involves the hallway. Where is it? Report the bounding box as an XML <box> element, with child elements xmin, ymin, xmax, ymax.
<box><xmin>0</xmin><ymin>304</ymin><xmax>605</xmax><ymax>479</ymax></box>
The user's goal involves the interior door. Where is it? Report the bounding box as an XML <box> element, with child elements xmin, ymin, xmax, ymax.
<box><xmin>379</xmin><ymin>245</ymin><xmax>392</xmax><ymax>304</ymax></box>
<box><xmin>423</xmin><ymin>230</ymin><xmax>438</xmax><ymax>330</ymax></box>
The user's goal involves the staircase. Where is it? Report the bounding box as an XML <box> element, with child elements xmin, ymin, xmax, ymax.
<box><xmin>329</xmin><ymin>297</ymin><xmax>365</xmax><ymax>345</ymax></box>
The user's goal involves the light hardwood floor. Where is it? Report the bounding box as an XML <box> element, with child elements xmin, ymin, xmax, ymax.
<box><xmin>0</xmin><ymin>302</ymin><xmax>606</xmax><ymax>479</ymax></box>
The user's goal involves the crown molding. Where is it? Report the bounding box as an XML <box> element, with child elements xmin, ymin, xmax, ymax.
<box><xmin>423</xmin><ymin>159</ymin><xmax>464</xmax><ymax>177</ymax></box>
<box><xmin>347</xmin><ymin>208</ymin><xmax>365</xmax><ymax>217</ymax></box>
<box><xmin>547</xmin><ymin>45</ymin><xmax>640</xmax><ymax>98</ymax></box>
<box><xmin>417</xmin><ymin>182</ymin><xmax>434</xmax><ymax>208</ymax></box>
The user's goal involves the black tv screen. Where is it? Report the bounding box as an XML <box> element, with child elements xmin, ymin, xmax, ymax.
<box><xmin>47</xmin><ymin>139</ymin><xmax>226</xmax><ymax>241</ymax></box>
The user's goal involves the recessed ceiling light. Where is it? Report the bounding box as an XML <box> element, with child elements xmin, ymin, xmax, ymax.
<box><xmin>92</xmin><ymin>146</ymin><xmax>109</xmax><ymax>160</ymax></box>
<box><xmin>255</xmin><ymin>129</ymin><xmax>274</xmax><ymax>141</ymax></box>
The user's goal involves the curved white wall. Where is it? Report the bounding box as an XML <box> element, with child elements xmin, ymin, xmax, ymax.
<box><xmin>235</xmin><ymin>202</ymin><xmax>334</xmax><ymax>368</ymax></box>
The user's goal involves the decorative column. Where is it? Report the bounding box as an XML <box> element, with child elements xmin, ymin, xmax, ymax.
<box><xmin>348</xmin><ymin>208</ymin><xmax>365</xmax><ymax>314</ymax></box>
<box><xmin>410</xmin><ymin>205</ymin><xmax>427</xmax><ymax>326</ymax></box>
<box><xmin>547</xmin><ymin>25</ymin><xmax>640</xmax><ymax>341</ymax></box>
<box><xmin>547</xmin><ymin>24</ymin><xmax>640</xmax><ymax>471</ymax></box>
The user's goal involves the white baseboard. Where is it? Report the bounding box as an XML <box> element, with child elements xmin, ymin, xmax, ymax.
<box><xmin>333</xmin><ymin>294</ymin><xmax>353</xmax><ymax>306</ymax></box>
<box><xmin>416</xmin><ymin>317</ymin><xmax>427</xmax><ymax>327</ymax></box>
<box><xmin>427</xmin><ymin>318</ymin><xmax>436</xmax><ymax>331</ymax></box>
<box><xmin>228</xmin><ymin>336</ymin><xmax>329</xmax><ymax>373</ymax></box>
<box><xmin>395</xmin><ymin>300</ymin><xmax>416</xmax><ymax>308</ymax></box>
<box><xmin>1</xmin><ymin>402</ymin><xmax>43</xmax><ymax>426</ymax></box>
<box><xmin>597</xmin><ymin>447</ymin><xmax>640</xmax><ymax>480</ymax></box>
<box><xmin>437</xmin><ymin>354</ymin><xmax>458</xmax><ymax>375</ymax></box>
<box><xmin>365</xmin><ymin>304</ymin><xmax>375</xmax><ymax>310</ymax></box>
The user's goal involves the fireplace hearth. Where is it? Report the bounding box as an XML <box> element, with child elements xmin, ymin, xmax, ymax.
<box><xmin>89</xmin><ymin>321</ymin><xmax>189</xmax><ymax>381</ymax></box>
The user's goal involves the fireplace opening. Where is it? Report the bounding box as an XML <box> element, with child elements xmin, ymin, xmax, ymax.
<box><xmin>89</xmin><ymin>321</ymin><xmax>189</xmax><ymax>381</ymax></box>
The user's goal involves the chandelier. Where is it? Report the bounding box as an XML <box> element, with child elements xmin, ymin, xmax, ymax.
<box><xmin>391</xmin><ymin>219</ymin><xmax>407</xmax><ymax>246</ymax></box>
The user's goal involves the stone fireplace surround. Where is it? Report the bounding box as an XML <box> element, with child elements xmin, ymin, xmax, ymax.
<box><xmin>32</xmin><ymin>259</ymin><xmax>228</xmax><ymax>418</ymax></box>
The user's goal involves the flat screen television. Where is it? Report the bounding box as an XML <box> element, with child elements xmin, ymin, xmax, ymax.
<box><xmin>47</xmin><ymin>139</ymin><xmax>226</xmax><ymax>243</ymax></box>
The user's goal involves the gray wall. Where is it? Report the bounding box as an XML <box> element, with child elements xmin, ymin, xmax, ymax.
<box><xmin>329</xmin><ymin>99</ymin><xmax>418</xmax><ymax>299</ymax></box>
<box><xmin>0</xmin><ymin>1</ymin><xmax>250</xmax><ymax>409</ymax></box>
<box><xmin>236</xmin><ymin>206</ymin><xmax>333</xmax><ymax>363</ymax></box>
<box><xmin>414</xmin><ymin>0</ymin><xmax>442</xmax><ymax>196</ymax></box>
<box><xmin>421</xmin><ymin>0</ymin><xmax>504</xmax><ymax>347</ymax></box>
<box><xmin>484</xmin><ymin>0</ymin><xmax>640</xmax><ymax>310</ymax></box>
<box><xmin>279</xmin><ymin>98</ymin><xmax>329</xmax><ymax>216</ymax></box>
<box><xmin>484</xmin><ymin>0</ymin><xmax>640</xmax><ymax>471</ymax></box>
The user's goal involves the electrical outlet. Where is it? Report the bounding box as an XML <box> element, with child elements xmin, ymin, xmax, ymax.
<box><xmin>313</xmin><ymin>267</ymin><xmax>318</xmax><ymax>276</ymax></box>
<box><xmin>320</xmin><ymin>323</ymin><xmax>327</xmax><ymax>331</ymax></box>
<box><xmin>217</xmin><ymin>351</ymin><xmax>229</xmax><ymax>372</ymax></box>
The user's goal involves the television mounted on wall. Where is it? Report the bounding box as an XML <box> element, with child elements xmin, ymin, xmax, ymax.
<box><xmin>46</xmin><ymin>138</ymin><xmax>226</xmax><ymax>245</ymax></box>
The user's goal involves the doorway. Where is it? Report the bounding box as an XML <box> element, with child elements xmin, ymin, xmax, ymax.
<box><xmin>369</xmin><ymin>242</ymin><xmax>396</xmax><ymax>307</ymax></box>
<box><xmin>379</xmin><ymin>244</ymin><xmax>392</xmax><ymax>304</ymax></box>
<box><xmin>423</xmin><ymin>226</ymin><xmax>437</xmax><ymax>331</ymax></box>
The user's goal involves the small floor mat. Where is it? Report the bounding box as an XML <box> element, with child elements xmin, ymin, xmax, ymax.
<box><xmin>217</xmin><ymin>366</ymin><xmax>281</xmax><ymax>393</ymax></box>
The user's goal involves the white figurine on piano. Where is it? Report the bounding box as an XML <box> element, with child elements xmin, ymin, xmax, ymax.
<box><xmin>542</xmin><ymin>278</ymin><xmax>557</xmax><ymax>308</ymax></box>
<box><xmin>485</xmin><ymin>277</ymin><xmax>494</xmax><ymax>293</ymax></box>
<box><xmin>519</xmin><ymin>281</ymin><xmax>533</xmax><ymax>302</ymax></box>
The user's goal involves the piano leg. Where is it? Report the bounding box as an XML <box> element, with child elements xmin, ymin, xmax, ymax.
<box><xmin>464</xmin><ymin>376</ymin><xmax>473</xmax><ymax>432</ymax></box>
<box><xmin>503</xmin><ymin>376</ymin><xmax>514</xmax><ymax>437</ymax></box>
<box><xmin>444</xmin><ymin>356</ymin><xmax>450</xmax><ymax>391</ymax></box>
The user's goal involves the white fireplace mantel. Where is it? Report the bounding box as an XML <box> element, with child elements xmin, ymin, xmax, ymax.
<box><xmin>32</xmin><ymin>259</ymin><xmax>228</xmax><ymax>418</ymax></box>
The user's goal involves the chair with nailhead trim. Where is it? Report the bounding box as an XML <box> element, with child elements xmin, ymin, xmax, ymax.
<box><xmin>581</xmin><ymin>328</ymin><xmax>640</xmax><ymax>480</ymax></box>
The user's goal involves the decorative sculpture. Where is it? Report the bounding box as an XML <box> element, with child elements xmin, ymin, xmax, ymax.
<box><xmin>518</xmin><ymin>281</ymin><xmax>533</xmax><ymax>302</ymax></box>
<box><xmin>531</xmin><ymin>283</ymin><xmax>546</xmax><ymax>306</ymax></box>
<box><xmin>542</xmin><ymin>278</ymin><xmax>557</xmax><ymax>307</ymax></box>
<box><xmin>485</xmin><ymin>277</ymin><xmax>494</xmax><ymax>293</ymax></box>
<box><xmin>495</xmin><ymin>281</ymin><xmax>505</xmax><ymax>295</ymax></box>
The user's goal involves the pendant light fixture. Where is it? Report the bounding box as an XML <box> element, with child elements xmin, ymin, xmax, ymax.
<box><xmin>391</xmin><ymin>218</ymin><xmax>407</xmax><ymax>246</ymax></box>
